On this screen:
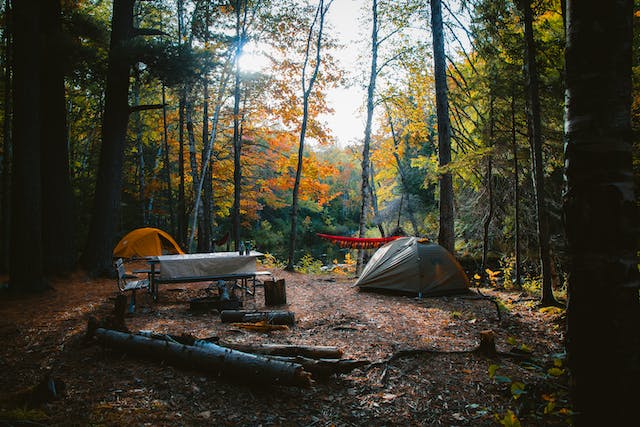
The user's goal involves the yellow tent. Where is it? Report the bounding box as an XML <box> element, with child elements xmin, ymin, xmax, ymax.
<box><xmin>113</xmin><ymin>228</ymin><xmax>184</xmax><ymax>258</ymax></box>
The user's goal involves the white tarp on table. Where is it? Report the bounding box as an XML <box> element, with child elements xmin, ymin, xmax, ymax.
<box><xmin>157</xmin><ymin>251</ymin><xmax>263</xmax><ymax>279</ymax></box>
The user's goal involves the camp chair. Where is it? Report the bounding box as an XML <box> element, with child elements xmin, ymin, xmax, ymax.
<box><xmin>114</xmin><ymin>258</ymin><xmax>149</xmax><ymax>313</ymax></box>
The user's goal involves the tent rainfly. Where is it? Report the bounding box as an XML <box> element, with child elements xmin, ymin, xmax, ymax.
<box><xmin>355</xmin><ymin>237</ymin><xmax>470</xmax><ymax>296</ymax></box>
<box><xmin>113</xmin><ymin>227</ymin><xmax>184</xmax><ymax>258</ymax></box>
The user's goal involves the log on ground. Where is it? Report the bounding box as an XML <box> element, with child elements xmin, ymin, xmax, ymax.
<box><xmin>219</xmin><ymin>342</ymin><xmax>343</xmax><ymax>359</ymax></box>
<box><xmin>266</xmin><ymin>355</ymin><xmax>369</xmax><ymax>379</ymax></box>
<box><xmin>220</xmin><ymin>310</ymin><xmax>295</xmax><ymax>325</ymax></box>
<box><xmin>92</xmin><ymin>328</ymin><xmax>311</xmax><ymax>386</ymax></box>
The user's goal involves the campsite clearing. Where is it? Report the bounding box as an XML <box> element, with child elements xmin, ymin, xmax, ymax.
<box><xmin>0</xmin><ymin>268</ymin><xmax>567</xmax><ymax>426</ymax></box>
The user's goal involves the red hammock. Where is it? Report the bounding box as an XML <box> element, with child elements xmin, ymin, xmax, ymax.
<box><xmin>317</xmin><ymin>233</ymin><xmax>402</xmax><ymax>249</ymax></box>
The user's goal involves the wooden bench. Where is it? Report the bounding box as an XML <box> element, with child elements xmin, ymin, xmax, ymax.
<box><xmin>115</xmin><ymin>258</ymin><xmax>149</xmax><ymax>312</ymax></box>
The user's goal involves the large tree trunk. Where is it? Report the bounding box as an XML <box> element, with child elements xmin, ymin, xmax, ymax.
<box><xmin>287</xmin><ymin>0</ymin><xmax>328</xmax><ymax>271</ymax></box>
<box><xmin>357</xmin><ymin>0</ymin><xmax>379</xmax><ymax>275</ymax></box>
<box><xmin>521</xmin><ymin>0</ymin><xmax>557</xmax><ymax>306</ymax></box>
<box><xmin>40</xmin><ymin>0</ymin><xmax>75</xmax><ymax>276</ymax></box>
<box><xmin>9</xmin><ymin>0</ymin><xmax>44</xmax><ymax>291</ymax></box>
<box><xmin>1</xmin><ymin>0</ymin><xmax>12</xmax><ymax>274</ymax></box>
<box><xmin>431</xmin><ymin>0</ymin><xmax>455</xmax><ymax>254</ymax></box>
<box><xmin>80</xmin><ymin>0</ymin><xmax>134</xmax><ymax>276</ymax></box>
<box><xmin>564</xmin><ymin>1</ymin><xmax>639</xmax><ymax>424</ymax></box>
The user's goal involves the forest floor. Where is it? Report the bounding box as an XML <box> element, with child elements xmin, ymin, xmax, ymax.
<box><xmin>0</xmin><ymin>264</ymin><xmax>571</xmax><ymax>426</ymax></box>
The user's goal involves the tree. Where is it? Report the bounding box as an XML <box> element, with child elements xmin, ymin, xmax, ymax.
<box><xmin>287</xmin><ymin>0</ymin><xmax>332</xmax><ymax>271</ymax></box>
<box><xmin>357</xmin><ymin>0</ymin><xmax>379</xmax><ymax>274</ymax></box>
<box><xmin>9</xmin><ymin>0</ymin><xmax>44</xmax><ymax>291</ymax></box>
<box><xmin>564</xmin><ymin>0</ymin><xmax>639</xmax><ymax>424</ymax></box>
<box><xmin>80</xmin><ymin>0</ymin><xmax>135</xmax><ymax>276</ymax></box>
<box><xmin>430</xmin><ymin>0</ymin><xmax>455</xmax><ymax>253</ymax></box>
<box><xmin>521</xmin><ymin>0</ymin><xmax>559</xmax><ymax>306</ymax></box>
<box><xmin>41</xmin><ymin>0</ymin><xmax>75</xmax><ymax>275</ymax></box>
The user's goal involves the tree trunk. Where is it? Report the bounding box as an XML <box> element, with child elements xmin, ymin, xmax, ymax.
<box><xmin>161</xmin><ymin>84</ymin><xmax>175</xmax><ymax>235</ymax></box>
<box><xmin>231</xmin><ymin>0</ymin><xmax>246</xmax><ymax>253</ymax></box>
<box><xmin>92</xmin><ymin>328</ymin><xmax>312</xmax><ymax>386</ymax></box>
<box><xmin>176</xmin><ymin>0</ymin><xmax>187</xmax><ymax>247</ymax></box>
<box><xmin>511</xmin><ymin>90</ymin><xmax>522</xmax><ymax>288</ymax></box>
<box><xmin>287</xmin><ymin>0</ymin><xmax>329</xmax><ymax>271</ymax></box>
<box><xmin>431</xmin><ymin>0</ymin><xmax>455</xmax><ymax>254</ymax></box>
<box><xmin>132</xmin><ymin>70</ymin><xmax>146</xmax><ymax>224</ymax></box>
<box><xmin>1</xmin><ymin>0</ymin><xmax>12</xmax><ymax>274</ymax></box>
<box><xmin>264</xmin><ymin>278</ymin><xmax>287</xmax><ymax>306</ymax></box>
<box><xmin>357</xmin><ymin>0</ymin><xmax>379</xmax><ymax>274</ymax></box>
<box><xmin>481</xmin><ymin>95</ymin><xmax>494</xmax><ymax>282</ymax></box>
<box><xmin>80</xmin><ymin>0</ymin><xmax>134</xmax><ymax>276</ymax></box>
<box><xmin>521</xmin><ymin>0</ymin><xmax>558</xmax><ymax>306</ymax></box>
<box><xmin>564</xmin><ymin>1</ymin><xmax>639</xmax><ymax>424</ymax></box>
<box><xmin>40</xmin><ymin>0</ymin><xmax>75</xmax><ymax>276</ymax></box>
<box><xmin>9</xmin><ymin>0</ymin><xmax>44</xmax><ymax>291</ymax></box>
<box><xmin>200</xmin><ymin>76</ymin><xmax>211</xmax><ymax>253</ymax></box>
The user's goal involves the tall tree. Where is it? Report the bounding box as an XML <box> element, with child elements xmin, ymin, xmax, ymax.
<box><xmin>0</xmin><ymin>0</ymin><xmax>11</xmax><ymax>274</ymax></box>
<box><xmin>40</xmin><ymin>0</ymin><xmax>75</xmax><ymax>275</ymax></box>
<box><xmin>430</xmin><ymin>0</ymin><xmax>455</xmax><ymax>253</ymax></box>
<box><xmin>521</xmin><ymin>0</ymin><xmax>558</xmax><ymax>306</ymax></box>
<box><xmin>286</xmin><ymin>0</ymin><xmax>332</xmax><ymax>271</ymax></box>
<box><xmin>80</xmin><ymin>0</ymin><xmax>135</xmax><ymax>275</ymax></box>
<box><xmin>357</xmin><ymin>0</ymin><xmax>379</xmax><ymax>274</ymax></box>
<box><xmin>231</xmin><ymin>0</ymin><xmax>245</xmax><ymax>252</ymax></box>
<box><xmin>564</xmin><ymin>0</ymin><xmax>639</xmax><ymax>424</ymax></box>
<box><xmin>9</xmin><ymin>0</ymin><xmax>44</xmax><ymax>291</ymax></box>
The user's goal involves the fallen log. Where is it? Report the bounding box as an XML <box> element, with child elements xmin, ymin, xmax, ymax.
<box><xmin>220</xmin><ymin>310</ymin><xmax>295</xmax><ymax>325</ymax></box>
<box><xmin>191</xmin><ymin>341</ymin><xmax>364</xmax><ymax>379</ymax></box>
<box><xmin>219</xmin><ymin>342</ymin><xmax>343</xmax><ymax>359</ymax></box>
<box><xmin>92</xmin><ymin>327</ymin><xmax>311</xmax><ymax>386</ymax></box>
<box><xmin>266</xmin><ymin>355</ymin><xmax>369</xmax><ymax>379</ymax></box>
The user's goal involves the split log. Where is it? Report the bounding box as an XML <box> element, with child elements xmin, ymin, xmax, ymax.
<box><xmin>264</xmin><ymin>279</ymin><xmax>286</xmax><ymax>306</ymax></box>
<box><xmin>92</xmin><ymin>327</ymin><xmax>311</xmax><ymax>386</ymax></box>
<box><xmin>231</xmin><ymin>321</ymin><xmax>289</xmax><ymax>332</ymax></box>
<box><xmin>220</xmin><ymin>343</ymin><xmax>343</xmax><ymax>359</ymax></box>
<box><xmin>220</xmin><ymin>310</ymin><xmax>295</xmax><ymax>325</ymax></box>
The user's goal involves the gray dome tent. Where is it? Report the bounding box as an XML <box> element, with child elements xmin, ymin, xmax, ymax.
<box><xmin>355</xmin><ymin>237</ymin><xmax>470</xmax><ymax>296</ymax></box>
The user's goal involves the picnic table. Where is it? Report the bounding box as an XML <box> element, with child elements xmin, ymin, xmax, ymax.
<box><xmin>141</xmin><ymin>251</ymin><xmax>272</xmax><ymax>301</ymax></box>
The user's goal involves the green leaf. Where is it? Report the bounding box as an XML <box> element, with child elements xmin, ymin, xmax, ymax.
<box><xmin>510</xmin><ymin>382</ymin><xmax>526</xmax><ymax>400</ymax></box>
<box><xmin>488</xmin><ymin>364</ymin><xmax>500</xmax><ymax>379</ymax></box>
<box><xmin>494</xmin><ymin>375</ymin><xmax>512</xmax><ymax>384</ymax></box>
<box><xmin>507</xmin><ymin>336</ymin><xmax>518</xmax><ymax>346</ymax></box>
<box><xmin>547</xmin><ymin>367</ymin><xmax>564</xmax><ymax>377</ymax></box>
<box><xmin>496</xmin><ymin>409</ymin><xmax>522</xmax><ymax>427</ymax></box>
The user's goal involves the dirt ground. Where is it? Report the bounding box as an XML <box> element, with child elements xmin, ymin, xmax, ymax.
<box><xmin>0</xmin><ymin>265</ymin><xmax>569</xmax><ymax>426</ymax></box>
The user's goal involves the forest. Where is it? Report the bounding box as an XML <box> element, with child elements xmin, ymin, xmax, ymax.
<box><xmin>0</xmin><ymin>0</ymin><xmax>638</xmax><ymax>426</ymax></box>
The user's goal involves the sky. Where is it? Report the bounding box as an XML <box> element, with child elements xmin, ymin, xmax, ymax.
<box><xmin>240</xmin><ymin>0</ymin><xmax>367</xmax><ymax>147</ymax></box>
<box><xmin>320</xmin><ymin>0</ymin><xmax>367</xmax><ymax>147</ymax></box>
